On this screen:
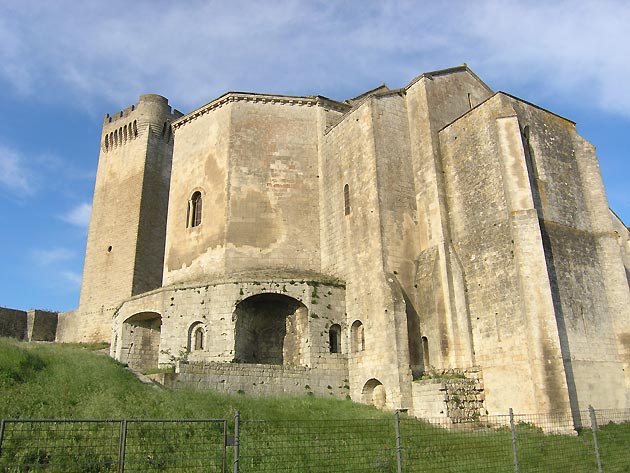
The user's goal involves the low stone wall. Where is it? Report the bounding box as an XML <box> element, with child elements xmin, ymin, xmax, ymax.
<box><xmin>0</xmin><ymin>307</ymin><xmax>27</xmax><ymax>339</ymax></box>
<box><xmin>155</xmin><ymin>360</ymin><xmax>350</xmax><ymax>399</ymax></box>
<box><xmin>27</xmin><ymin>310</ymin><xmax>58</xmax><ymax>341</ymax></box>
<box><xmin>412</xmin><ymin>374</ymin><xmax>485</xmax><ymax>423</ymax></box>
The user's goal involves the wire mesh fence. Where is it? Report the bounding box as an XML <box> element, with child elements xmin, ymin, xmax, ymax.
<box><xmin>399</xmin><ymin>414</ymin><xmax>515</xmax><ymax>472</ymax></box>
<box><xmin>238</xmin><ymin>418</ymin><xmax>397</xmax><ymax>472</ymax></box>
<box><xmin>0</xmin><ymin>408</ymin><xmax>629</xmax><ymax>472</ymax></box>
<box><xmin>0</xmin><ymin>420</ymin><xmax>120</xmax><ymax>472</ymax></box>
<box><xmin>0</xmin><ymin>419</ymin><xmax>227</xmax><ymax>472</ymax></box>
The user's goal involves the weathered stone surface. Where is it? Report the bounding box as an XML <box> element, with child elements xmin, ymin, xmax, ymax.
<box><xmin>49</xmin><ymin>65</ymin><xmax>630</xmax><ymax>419</ymax></box>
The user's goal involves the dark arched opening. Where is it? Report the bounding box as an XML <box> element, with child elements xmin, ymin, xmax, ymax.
<box><xmin>329</xmin><ymin>324</ymin><xmax>341</xmax><ymax>353</ymax></box>
<box><xmin>233</xmin><ymin>293</ymin><xmax>307</xmax><ymax>366</ymax></box>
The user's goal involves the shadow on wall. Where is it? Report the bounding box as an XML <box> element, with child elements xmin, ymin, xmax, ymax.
<box><xmin>119</xmin><ymin>311</ymin><xmax>162</xmax><ymax>371</ymax></box>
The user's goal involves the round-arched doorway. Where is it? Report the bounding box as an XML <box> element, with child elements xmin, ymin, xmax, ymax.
<box><xmin>233</xmin><ymin>293</ymin><xmax>307</xmax><ymax>366</ymax></box>
<box><xmin>362</xmin><ymin>378</ymin><xmax>387</xmax><ymax>408</ymax></box>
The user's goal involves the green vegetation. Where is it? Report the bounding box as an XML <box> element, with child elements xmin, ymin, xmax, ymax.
<box><xmin>0</xmin><ymin>338</ymin><xmax>387</xmax><ymax>421</ymax></box>
<box><xmin>1</xmin><ymin>338</ymin><xmax>629</xmax><ymax>472</ymax></box>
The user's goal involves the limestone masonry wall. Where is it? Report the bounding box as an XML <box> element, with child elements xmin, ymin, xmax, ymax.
<box><xmin>13</xmin><ymin>65</ymin><xmax>630</xmax><ymax>421</ymax></box>
<box><xmin>159</xmin><ymin>360</ymin><xmax>349</xmax><ymax>399</ymax></box>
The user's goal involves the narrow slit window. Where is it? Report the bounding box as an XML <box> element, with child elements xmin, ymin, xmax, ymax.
<box><xmin>329</xmin><ymin>324</ymin><xmax>341</xmax><ymax>353</ymax></box>
<box><xmin>344</xmin><ymin>184</ymin><xmax>350</xmax><ymax>215</ymax></box>
<box><xmin>422</xmin><ymin>336</ymin><xmax>430</xmax><ymax>369</ymax></box>
<box><xmin>189</xmin><ymin>191</ymin><xmax>203</xmax><ymax>228</ymax></box>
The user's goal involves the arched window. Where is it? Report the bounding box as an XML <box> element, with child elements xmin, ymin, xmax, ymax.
<box><xmin>344</xmin><ymin>184</ymin><xmax>350</xmax><ymax>215</ymax></box>
<box><xmin>188</xmin><ymin>322</ymin><xmax>205</xmax><ymax>352</ymax></box>
<box><xmin>104</xmin><ymin>135</ymin><xmax>109</xmax><ymax>151</ymax></box>
<box><xmin>329</xmin><ymin>324</ymin><xmax>341</xmax><ymax>353</ymax></box>
<box><xmin>194</xmin><ymin>326</ymin><xmax>204</xmax><ymax>350</ymax></box>
<box><xmin>133</xmin><ymin>120</ymin><xmax>138</xmax><ymax>137</ymax></box>
<box><xmin>123</xmin><ymin>125</ymin><xmax>128</xmax><ymax>142</ymax></box>
<box><xmin>188</xmin><ymin>191</ymin><xmax>202</xmax><ymax>227</ymax></box>
<box><xmin>114</xmin><ymin>130</ymin><xmax>118</xmax><ymax>147</ymax></box>
<box><xmin>351</xmin><ymin>320</ymin><xmax>365</xmax><ymax>352</ymax></box>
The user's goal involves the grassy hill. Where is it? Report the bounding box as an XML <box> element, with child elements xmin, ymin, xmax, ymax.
<box><xmin>1</xmin><ymin>338</ymin><xmax>628</xmax><ymax>472</ymax></box>
<box><xmin>0</xmin><ymin>337</ymin><xmax>387</xmax><ymax>421</ymax></box>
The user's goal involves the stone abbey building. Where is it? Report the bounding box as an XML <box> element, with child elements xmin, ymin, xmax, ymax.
<box><xmin>47</xmin><ymin>65</ymin><xmax>630</xmax><ymax>419</ymax></box>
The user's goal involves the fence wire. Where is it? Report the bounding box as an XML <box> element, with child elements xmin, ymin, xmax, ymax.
<box><xmin>1</xmin><ymin>409</ymin><xmax>629</xmax><ymax>472</ymax></box>
<box><xmin>0</xmin><ymin>420</ymin><xmax>120</xmax><ymax>472</ymax></box>
<box><xmin>591</xmin><ymin>409</ymin><xmax>630</xmax><ymax>473</ymax></box>
<box><xmin>123</xmin><ymin>420</ymin><xmax>226</xmax><ymax>472</ymax></box>
<box><xmin>0</xmin><ymin>419</ymin><xmax>227</xmax><ymax>472</ymax></box>
<box><xmin>239</xmin><ymin>419</ymin><xmax>397</xmax><ymax>472</ymax></box>
<box><xmin>399</xmin><ymin>415</ymin><xmax>514</xmax><ymax>472</ymax></box>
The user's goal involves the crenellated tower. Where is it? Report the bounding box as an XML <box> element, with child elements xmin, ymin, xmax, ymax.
<box><xmin>74</xmin><ymin>94</ymin><xmax>183</xmax><ymax>342</ymax></box>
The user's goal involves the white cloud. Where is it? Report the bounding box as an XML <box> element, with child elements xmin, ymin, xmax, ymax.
<box><xmin>0</xmin><ymin>1</ymin><xmax>629</xmax><ymax>115</ymax></box>
<box><xmin>0</xmin><ymin>145</ymin><xmax>33</xmax><ymax>195</ymax></box>
<box><xmin>61</xmin><ymin>203</ymin><xmax>92</xmax><ymax>229</ymax></box>
<box><xmin>32</xmin><ymin>248</ymin><xmax>75</xmax><ymax>265</ymax></box>
<box><xmin>60</xmin><ymin>270</ymin><xmax>82</xmax><ymax>288</ymax></box>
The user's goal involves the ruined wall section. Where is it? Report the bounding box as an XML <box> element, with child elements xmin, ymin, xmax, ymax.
<box><xmin>510</xmin><ymin>99</ymin><xmax>630</xmax><ymax>409</ymax></box>
<box><xmin>439</xmin><ymin>95</ymin><xmax>570</xmax><ymax>415</ymax></box>
<box><xmin>112</xmin><ymin>278</ymin><xmax>347</xmax><ymax>391</ymax></box>
<box><xmin>163</xmin><ymin>103</ymin><xmax>232</xmax><ymax>285</ymax></box>
<box><xmin>68</xmin><ymin>95</ymin><xmax>180</xmax><ymax>342</ymax></box>
<box><xmin>404</xmin><ymin>69</ymin><xmax>492</xmax><ymax>371</ymax></box>
<box><xmin>225</xmin><ymin>100</ymin><xmax>321</xmax><ymax>273</ymax></box>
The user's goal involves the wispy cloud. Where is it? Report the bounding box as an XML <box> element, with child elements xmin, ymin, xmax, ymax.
<box><xmin>1</xmin><ymin>1</ymin><xmax>629</xmax><ymax>115</ymax></box>
<box><xmin>31</xmin><ymin>248</ymin><xmax>76</xmax><ymax>265</ymax></box>
<box><xmin>60</xmin><ymin>270</ymin><xmax>82</xmax><ymax>288</ymax></box>
<box><xmin>61</xmin><ymin>203</ymin><xmax>91</xmax><ymax>229</ymax></box>
<box><xmin>0</xmin><ymin>145</ymin><xmax>34</xmax><ymax>195</ymax></box>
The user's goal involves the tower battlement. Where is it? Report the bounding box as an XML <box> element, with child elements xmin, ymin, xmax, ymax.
<box><xmin>103</xmin><ymin>94</ymin><xmax>183</xmax><ymax>126</ymax></box>
<box><xmin>101</xmin><ymin>95</ymin><xmax>184</xmax><ymax>152</ymax></box>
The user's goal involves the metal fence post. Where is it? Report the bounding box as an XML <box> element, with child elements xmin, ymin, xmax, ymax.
<box><xmin>394</xmin><ymin>411</ymin><xmax>403</xmax><ymax>473</ymax></box>
<box><xmin>233</xmin><ymin>411</ymin><xmax>240</xmax><ymax>473</ymax></box>
<box><xmin>509</xmin><ymin>408</ymin><xmax>519</xmax><ymax>473</ymax></box>
<box><xmin>589</xmin><ymin>405</ymin><xmax>603</xmax><ymax>473</ymax></box>
<box><xmin>0</xmin><ymin>419</ymin><xmax>5</xmax><ymax>457</ymax></box>
<box><xmin>117</xmin><ymin>420</ymin><xmax>127</xmax><ymax>473</ymax></box>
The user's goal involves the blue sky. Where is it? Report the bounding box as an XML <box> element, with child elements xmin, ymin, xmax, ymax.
<box><xmin>1</xmin><ymin>0</ymin><xmax>629</xmax><ymax>312</ymax></box>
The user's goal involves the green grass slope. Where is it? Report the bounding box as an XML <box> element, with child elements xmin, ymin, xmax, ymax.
<box><xmin>0</xmin><ymin>338</ymin><xmax>387</xmax><ymax>420</ymax></box>
<box><xmin>1</xmin><ymin>338</ymin><xmax>628</xmax><ymax>472</ymax></box>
